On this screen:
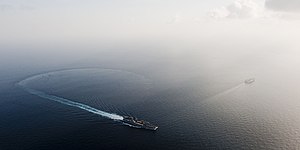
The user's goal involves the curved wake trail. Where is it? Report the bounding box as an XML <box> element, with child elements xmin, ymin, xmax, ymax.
<box><xmin>18</xmin><ymin>83</ymin><xmax>124</xmax><ymax>121</ymax></box>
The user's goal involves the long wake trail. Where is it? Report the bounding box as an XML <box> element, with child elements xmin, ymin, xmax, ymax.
<box><xmin>201</xmin><ymin>82</ymin><xmax>246</xmax><ymax>103</ymax></box>
<box><xmin>18</xmin><ymin>82</ymin><xmax>124</xmax><ymax>121</ymax></box>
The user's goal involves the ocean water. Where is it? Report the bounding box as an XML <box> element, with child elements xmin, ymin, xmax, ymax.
<box><xmin>1</xmin><ymin>46</ymin><xmax>300</xmax><ymax>150</ymax></box>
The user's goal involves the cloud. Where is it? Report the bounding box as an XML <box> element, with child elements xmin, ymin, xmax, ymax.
<box><xmin>167</xmin><ymin>14</ymin><xmax>182</xmax><ymax>24</ymax></box>
<box><xmin>208</xmin><ymin>0</ymin><xmax>265</xmax><ymax>19</ymax></box>
<box><xmin>0</xmin><ymin>3</ymin><xmax>35</xmax><ymax>12</ymax></box>
<box><xmin>265</xmin><ymin>0</ymin><xmax>300</xmax><ymax>12</ymax></box>
<box><xmin>19</xmin><ymin>4</ymin><xmax>35</xmax><ymax>11</ymax></box>
<box><xmin>0</xmin><ymin>4</ymin><xmax>13</xmax><ymax>11</ymax></box>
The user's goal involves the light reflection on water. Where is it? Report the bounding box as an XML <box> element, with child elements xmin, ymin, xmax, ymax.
<box><xmin>1</xmin><ymin>45</ymin><xmax>300</xmax><ymax>149</ymax></box>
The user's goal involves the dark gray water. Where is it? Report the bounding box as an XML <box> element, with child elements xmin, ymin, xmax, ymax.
<box><xmin>1</xmin><ymin>44</ymin><xmax>300</xmax><ymax>150</ymax></box>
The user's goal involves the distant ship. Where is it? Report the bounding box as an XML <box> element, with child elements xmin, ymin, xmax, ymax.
<box><xmin>122</xmin><ymin>116</ymin><xmax>158</xmax><ymax>131</ymax></box>
<box><xmin>244</xmin><ymin>78</ymin><xmax>255</xmax><ymax>84</ymax></box>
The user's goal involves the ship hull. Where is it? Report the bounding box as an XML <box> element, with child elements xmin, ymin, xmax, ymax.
<box><xmin>122</xmin><ymin>116</ymin><xmax>158</xmax><ymax>131</ymax></box>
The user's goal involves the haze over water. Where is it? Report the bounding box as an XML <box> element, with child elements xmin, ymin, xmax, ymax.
<box><xmin>2</xmin><ymin>0</ymin><xmax>300</xmax><ymax>149</ymax></box>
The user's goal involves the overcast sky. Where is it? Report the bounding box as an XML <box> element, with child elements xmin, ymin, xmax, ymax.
<box><xmin>1</xmin><ymin>0</ymin><xmax>300</xmax><ymax>79</ymax></box>
<box><xmin>266</xmin><ymin>0</ymin><xmax>300</xmax><ymax>12</ymax></box>
<box><xmin>0</xmin><ymin>0</ymin><xmax>300</xmax><ymax>45</ymax></box>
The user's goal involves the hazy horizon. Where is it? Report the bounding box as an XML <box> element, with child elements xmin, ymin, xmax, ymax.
<box><xmin>2</xmin><ymin>0</ymin><xmax>300</xmax><ymax>149</ymax></box>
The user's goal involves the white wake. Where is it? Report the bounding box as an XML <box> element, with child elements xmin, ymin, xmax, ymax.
<box><xmin>18</xmin><ymin>81</ymin><xmax>124</xmax><ymax>121</ymax></box>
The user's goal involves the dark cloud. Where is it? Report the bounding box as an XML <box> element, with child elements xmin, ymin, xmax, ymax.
<box><xmin>265</xmin><ymin>0</ymin><xmax>300</xmax><ymax>12</ymax></box>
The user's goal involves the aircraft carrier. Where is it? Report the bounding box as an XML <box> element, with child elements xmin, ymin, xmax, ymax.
<box><xmin>122</xmin><ymin>116</ymin><xmax>158</xmax><ymax>131</ymax></box>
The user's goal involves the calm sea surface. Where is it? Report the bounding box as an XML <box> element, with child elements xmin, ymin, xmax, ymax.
<box><xmin>1</xmin><ymin>47</ymin><xmax>300</xmax><ymax>149</ymax></box>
